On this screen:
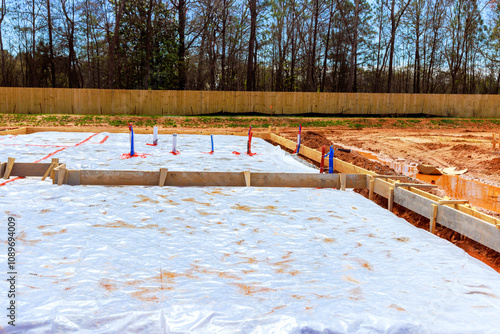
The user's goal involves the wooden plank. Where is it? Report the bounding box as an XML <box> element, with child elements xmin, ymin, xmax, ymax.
<box><xmin>0</xmin><ymin>127</ymin><xmax>27</xmax><ymax>135</ymax></box>
<box><xmin>438</xmin><ymin>200</ymin><xmax>469</xmax><ymax>205</ymax></box>
<box><xmin>3</xmin><ymin>157</ymin><xmax>15</xmax><ymax>179</ymax></box>
<box><xmin>0</xmin><ymin>163</ymin><xmax>4</xmax><ymax>176</ymax></box>
<box><xmin>393</xmin><ymin>186</ymin><xmax>434</xmax><ymax>219</ymax></box>
<box><xmin>64</xmin><ymin>170</ymin><xmax>367</xmax><ymax>188</ymax></box>
<box><xmin>10</xmin><ymin>162</ymin><xmax>54</xmax><ymax>177</ymax></box>
<box><xmin>67</xmin><ymin>170</ymin><xmax>81</xmax><ymax>185</ymax></box>
<box><xmin>394</xmin><ymin>183</ymin><xmax>437</xmax><ymax>188</ymax></box>
<box><xmin>437</xmin><ymin>205</ymin><xmax>500</xmax><ymax>253</ymax></box>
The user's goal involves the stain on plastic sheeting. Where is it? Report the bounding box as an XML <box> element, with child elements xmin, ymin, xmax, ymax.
<box><xmin>242</xmin><ymin>269</ymin><xmax>256</xmax><ymax>274</ymax></box>
<box><xmin>4</xmin><ymin>211</ymin><xmax>21</xmax><ymax>218</ymax></box>
<box><xmin>307</xmin><ymin>217</ymin><xmax>323</xmax><ymax>222</ymax></box>
<box><xmin>189</xmin><ymin>265</ymin><xmax>241</xmax><ymax>281</ymax></box>
<box><xmin>465</xmin><ymin>291</ymin><xmax>498</xmax><ymax>298</ymax></box>
<box><xmin>182</xmin><ymin>198</ymin><xmax>211</xmax><ymax>206</ymax></box>
<box><xmin>232</xmin><ymin>204</ymin><xmax>253</xmax><ymax>212</ymax></box>
<box><xmin>342</xmin><ymin>275</ymin><xmax>361</xmax><ymax>284</ymax></box>
<box><xmin>348</xmin><ymin>287</ymin><xmax>364</xmax><ymax>301</ymax></box>
<box><xmin>130</xmin><ymin>288</ymin><xmax>160</xmax><ymax>302</ymax></box>
<box><xmin>99</xmin><ymin>279</ymin><xmax>117</xmax><ymax>292</ymax></box>
<box><xmin>38</xmin><ymin>225</ymin><xmax>53</xmax><ymax>229</ymax></box>
<box><xmin>388</xmin><ymin>304</ymin><xmax>406</xmax><ymax>312</ymax></box>
<box><xmin>204</xmin><ymin>189</ymin><xmax>230</xmax><ymax>196</ymax></box>
<box><xmin>25</xmin><ymin>285</ymin><xmax>40</xmax><ymax>289</ymax></box>
<box><xmin>195</xmin><ymin>209</ymin><xmax>219</xmax><ymax>216</ymax></box>
<box><xmin>394</xmin><ymin>237</ymin><xmax>410</xmax><ymax>243</ymax></box>
<box><xmin>42</xmin><ymin>229</ymin><xmax>67</xmax><ymax>236</ymax></box>
<box><xmin>291</xmin><ymin>295</ymin><xmax>306</xmax><ymax>300</ymax></box>
<box><xmin>39</xmin><ymin>209</ymin><xmax>52</xmax><ymax>214</ymax></box>
<box><xmin>241</xmin><ymin>257</ymin><xmax>258</xmax><ymax>264</ymax></box>
<box><xmin>323</xmin><ymin>238</ymin><xmax>335</xmax><ymax>243</ymax></box>
<box><xmin>134</xmin><ymin>195</ymin><xmax>159</xmax><ymax>204</ymax></box>
<box><xmin>355</xmin><ymin>259</ymin><xmax>374</xmax><ymax>271</ymax></box>
<box><xmin>92</xmin><ymin>220</ymin><xmax>157</xmax><ymax>229</ymax></box>
<box><xmin>231</xmin><ymin>283</ymin><xmax>276</xmax><ymax>295</ymax></box>
<box><xmin>265</xmin><ymin>305</ymin><xmax>287</xmax><ymax>315</ymax></box>
<box><xmin>16</xmin><ymin>232</ymin><xmax>41</xmax><ymax>246</ymax></box>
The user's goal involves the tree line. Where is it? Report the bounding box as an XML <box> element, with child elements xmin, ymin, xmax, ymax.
<box><xmin>1</xmin><ymin>0</ymin><xmax>500</xmax><ymax>93</ymax></box>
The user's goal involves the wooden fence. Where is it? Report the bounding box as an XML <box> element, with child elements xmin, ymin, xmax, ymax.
<box><xmin>1</xmin><ymin>87</ymin><xmax>500</xmax><ymax>117</ymax></box>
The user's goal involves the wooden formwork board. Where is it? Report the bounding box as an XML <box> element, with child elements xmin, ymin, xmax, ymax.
<box><xmin>57</xmin><ymin>169</ymin><xmax>366</xmax><ymax>188</ymax></box>
<box><xmin>0</xmin><ymin>162</ymin><xmax>55</xmax><ymax>177</ymax></box>
<box><xmin>0</xmin><ymin>127</ymin><xmax>27</xmax><ymax>135</ymax></box>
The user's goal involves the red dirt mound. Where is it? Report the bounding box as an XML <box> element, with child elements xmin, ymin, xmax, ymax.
<box><xmin>484</xmin><ymin>158</ymin><xmax>500</xmax><ymax>172</ymax></box>
<box><xmin>301</xmin><ymin>131</ymin><xmax>332</xmax><ymax>150</ymax></box>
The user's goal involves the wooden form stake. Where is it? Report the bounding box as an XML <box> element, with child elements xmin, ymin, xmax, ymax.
<box><xmin>54</xmin><ymin>164</ymin><xmax>67</xmax><ymax>186</ymax></box>
<box><xmin>430</xmin><ymin>204</ymin><xmax>438</xmax><ymax>234</ymax></box>
<box><xmin>340</xmin><ymin>173</ymin><xmax>346</xmax><ymax>191</ymax></box>
<box><xmin>492</xmin><ymin>134</ymin><xmax>500</xmax><ymax>149</ymax></box>
<box><xmin>388</xmin><ymin>187</ymin><xmax>394</xmax><ymax>212</ymax></box>
<box><xmin>42</xmin><ymin>158</ymin><xmax>59</xmax><ymax>181</ymax></box>
<box><xmin>159</xmin><ymin>168</ymin><xmax>168</xmax><ymax>187</ymax></box>
<box><xmin>368</xmin><ymin>176</ymin><xmax>375</xmax><ymax>200</ymax></box>
<box><xmin>3</xmin><ymin>157</ymin><xmax>15</xmax><ymax>179</ymax></box>
<box><xmin>243</xmin><ymin>171</ymin><xmax>251</xmax><ymax>187</ymax></box>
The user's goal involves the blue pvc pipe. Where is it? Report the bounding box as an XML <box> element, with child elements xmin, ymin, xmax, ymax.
<box><xmin>130</xmin><ymin>128</ymin><xmax>135</xmax><ymax>156</ymax></box>
<box><xmin>297</xmin><ymin>134</ymin><xmax>301</xmax><ymax>154</ymax></box>
<box><xmin>211</xmin><ymin>134</ymin><xmax>214</xmax><ymax>152</ymax></box>
<box><xmin>328</xmin><ymin>147</ymin><xmax>334</xmax><ymax>174</ymax></box>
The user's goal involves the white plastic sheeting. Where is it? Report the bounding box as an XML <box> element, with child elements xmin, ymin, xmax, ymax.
<box><xmin>1</xmin><ymin>132</ymin><xmax>500</xmax><ymax>333</ymax></box>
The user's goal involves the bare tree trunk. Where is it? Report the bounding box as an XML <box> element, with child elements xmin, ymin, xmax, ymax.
<box><xmin>387</xmin><ymin>0</ymin><xmax>411</xmax><ymax>93</ymax></box>
<box><xmin>221</xmin><ymin>0</ymin><xmax>227</xmax><ymax>91</ymax></box>
<box><xmin>309</xmin><ymin>0</ymin><xmax>319</xmax><ymax>91</ymax></box>
<box><xmin>321</xmin><ymin>0</ymin><xmax>334</xmax><ymax>92</ymax></box>
<box><xmin>143</xmin><ymin>0</ymin><xmax>154</xmax><ymax>89</ymax></box>
<box><xmin>31</xmin><ymin>0</ymin><xmax>37</xmax><ymax>87</ymax></box>
<box><xmin>246</xmin><ymin>0</ymin><xmax>257</xmax><ymax>91</ymax></box>
<box><xmin>174</xmin><ymin>0</ymin><xmax>187</xmax><ymax>90</ymax></box>
<box><xmin>108</xmin><ymin>0</ymin><xmax>125</xmax><ymax>89</ymax></box>
<box><xmin>0</xmin><ymin>0</ymin><xmax>6</xmax><ymax>86</ymax></box>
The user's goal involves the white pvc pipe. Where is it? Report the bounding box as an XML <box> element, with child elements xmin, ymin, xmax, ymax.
<box><xmin>172</xmin><ymin>133</ymin><xmax>177</xmax><ymax>152</ymax></box>
<box><xmin>153</xmin><ymin>126</ymin><xmax>158</xmax><ymax>145</ymax></box>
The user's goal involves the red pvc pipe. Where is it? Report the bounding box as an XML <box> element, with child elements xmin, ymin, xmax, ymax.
<box><xmin>247</xmin><ymin>130</ymin><xmax>253</xmax><ymax>155</ymax></box>
<box><xmin>319</xmin><ymin>145</ymin><xmax>325</xmax><ymax>174</ymax></box>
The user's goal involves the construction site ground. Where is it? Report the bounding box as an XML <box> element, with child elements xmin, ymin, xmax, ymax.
<box><xmin>1</xmin><ymin>114</ymin><xmax>500</xmax><ymax>271</ymax></box>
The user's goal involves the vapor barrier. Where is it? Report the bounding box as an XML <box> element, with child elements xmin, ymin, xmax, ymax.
<box><xmin>1</xmin><ymin>132</ymin><xmax>500</xmax><ymax>333</ymax></box>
